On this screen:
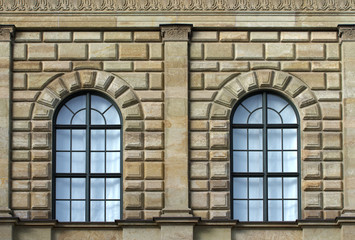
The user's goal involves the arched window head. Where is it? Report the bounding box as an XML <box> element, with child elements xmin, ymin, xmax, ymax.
<box><xmin>231</xmin><ymin>92</ymin><xmax>300</xmax><ymax>222</ymax></box>
<box><xmin>54</xmin><ymin>92</ymin><xmax>122</xmax><ymax>222</ymax></box>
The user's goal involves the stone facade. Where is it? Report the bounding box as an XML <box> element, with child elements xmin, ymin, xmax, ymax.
<box><xmin>1</xmin><ymin>1</ymin><xmax>355</xmax><ymax>240</ymax></box>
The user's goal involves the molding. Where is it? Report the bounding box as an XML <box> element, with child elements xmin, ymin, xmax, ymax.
<box><xmin>160</xmin><ymin>24</ymin><xmax>192</xmax><ymax>41</ymax></box>
<box><xmin>0</xmin><ymin>0</ymin><xmax>355</xmax><ymax>13</ymax></box>
<box><xmin>338</xmin><ymin>25</ymin><xmax>355</xmax><ymax>42</ymax></box>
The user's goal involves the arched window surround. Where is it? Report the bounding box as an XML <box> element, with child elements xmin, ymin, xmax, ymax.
<box><xmin>52</xmin><ymin>90</ymin><xmax>123</xmax><ymax>222</ymax></box>
<box><xmin>230</xmin><ymin>90</ymin><xmax>301</xmax><ymax>222</ymax></box>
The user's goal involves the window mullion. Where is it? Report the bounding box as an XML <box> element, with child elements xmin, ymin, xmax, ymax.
<box><xmin>263</xmin><ymin>92</ymin><xmax>268</xmax><ymax>222</ymax></box>
<box><xmin>85</xmin><ymin>93</ymin><xmax>90</xmax><ymax>222</ymax></box>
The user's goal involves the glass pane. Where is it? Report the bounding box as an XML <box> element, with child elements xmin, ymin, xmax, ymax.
<box><xmin>91</xmin><ymin>130</ymin><xmax>105</xmax><ymax>150</ymax></box>
<box><xmin>90</xmin><ymin>178</ymin><xmax>104</xmax><ymax>199</ymax></box>
<box><xmin>242</xmin><ymin>94</ymin><xmax>262</xmax><ymax>112</ymax></box>
<box><xmin>71</xmin><ymin>201</ymin><xmax>85</xmax><ymax>222</ymax></box>
<box><xmin>234</xmin><ymin>200</ymin><xmax>247</xmax><ymax>221</ymax></box>
<box><xmin>267</xmin><ymin>109</ymin><xmax>282</xmax><ymax>124</ymax></box>
<box><xmin>233</xmin><ymin>105</ymin><xmax>249</xmax><ymax>124</ymax></box>
<box><xmin>90</xmin><ymin>201</ymin><xmax>104</xmax><ymax>222</ymax></box>
<box><xmin>56</xmin><ymin>201</ymin><xmax>70</xmax><ymax>221</ymax></box>
<box><xmin>106</xmin><ymin>178</ymin><xmax>120</xmax><ymax>199</ymax></box>
<box><xmin>91</xmin><ymin>152</ymin><xmax>105</xmax><ymax>173</ymax></box>
<box><xmin>106</xmin><ymin>152</ymin><xmax>120</xmax><ymax>173</ymax></box>
<box><xmin>268</xmin><ymin>178</ymin><xmax>282</xmax><ymax>198</ymax></box>
<box><xmin>268</xmin><ymin>200</ymin><xmax>282</xmax><ymax>221</ymax></box>
<box><xmin>233</xmin><ymin>178</ymin><xmax>247</xmax><ymax>199</ymax></box>
<box><xmin>249</xmin><ymin>178</ymin><xmax>263</xmax><ymax>199</ymax></box>
<box><xmin>248</xmin><ymin>109</ymin><xmax>262</xmax><ymax>124</ymax></box>
<box><xmin>267</xmin><ymin>129</ymin><xmax>281</xmax><ymax>150</ymax></box>
<box><xmin>66</xmin><ymin>95</ymin><xmax>86</xmax><ymax>113</ymax></box>
<box><xmin>268</xmin><ymin>151</ymin><xmax>282</xmax><ymax>172</ymax></box>
<box><xmin>249</xmin><ymin>151</ymin><xmax>263</xmax><ymax>172</ymax></box>
<box><xmin>283</xmin><ymin>129</ymin><xmax>297</xmax><ymax>150</ymax></box>
<box><xmin>72</xmin><ymin>152</ymin><xmax>86</xmax><ymax>173</ymax></box>
<box><xmin>91</xmin><ymin>110</ymin><xmax>105</xmax><ymax>125</ymax></box>
<box><xmin>107</xmin><ymin>130</ymin><xmax>120</xmax><ymax>151</ymax></box>
<box><xmin>56</xmin><ymin>152</ymin><xmax>70</xmax><ymax>173</ymax></box>
<box><xmin>56</xmin><ymin>178</ymin><xmax>70</xmax><ymax>199</ymax></box>
<box><xmin>72</xmin><ymin>110</ymin><xmax>86</xmax><ymax>125</ymax></box>
<box><xmin>106</xmin><ymin>201</ymin><xmax>120</xmax><ymax>221</ymax></box>
<box><xmin>284</xmin><ymin>178</ymin><xmax>298</xmax><ymax>199</ymax></box>
<box><xmin>56</xmin><ymin>106</ymin><xmax>73</xmax><ymax>125</ymax></box>
<box><xmin>233</xmin><ymin>151</ymin><xmax>247</xmax><ymax>173</ymax></box>
<box><xmin>249</xmin><ymin>200</ymin><xmax>263</xmax><ymax>221</ymax></box>
<box><xmin>72</xmin><ymin>178</ymin><xmax>85</xmax><ymax>199</ymax></box>
<box><xmin>91</xmin><ymin>95</ymin><xmax>111</xmax><ymax>113</ymax></box>
<box><xmin>233</xmin><ymin>129</ymin><xmax>247</xmax><ymax>150</ymax></box>
<box><xmin>104</xmin><ymin>106</ymin><xmax>121</xmax><ymax>125</ymax></box>
<box><xmin>249</xmin><ymin>129</ymin><xmax>263</xmax><ymax>150</ymax></box>
<box><xmin>280</xmin><ymin>105</ymin><xmax>297</xmax><ymax>124</ymax></box>
<box><xmin>72</xmin><ymin>130</ymin><xmax>86</xmax><ymax>151</ymax></box>
<box><xmin>284</xmin><ymin>200</ymin><xmax>298</xmax><ymax>221</ymax></box>
<box><xmin>283</xmin><ymin>151</ymin><xmax>297</xmax><ymax>172</ymax></box>
<box><xmin>56</xmin><ymin>130</ymin><xmax>70</xmax><ymax>150</ymax></box>
<box><xmin>267</xmin><ymin>93</ymin><xmax>288</xmax><ymax>112</ymax></box>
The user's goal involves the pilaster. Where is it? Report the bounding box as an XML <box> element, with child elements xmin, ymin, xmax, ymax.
<box><xmin>0</xmin><ymin>25</ymin><xmax>14</xmax><ymax>217</ymax></box>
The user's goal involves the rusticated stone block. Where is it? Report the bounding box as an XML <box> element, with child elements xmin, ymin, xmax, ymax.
<box><xmin>326</xmin><ymin>73</ymin><xmax>341</xmax><ymax>90</ymax></box>
<box><xmin>119</xmin><ymin>43</ymin><xmax>148</xmax><ymax>60</ymax></box>
<box><xmin>266</xmin><ymin>43</ymin><xmax>295</xmax><ymax>60</ymax></box>
<box><xmin>304</xmin><ymin>210</ymin><xmax>323</xmax><ymax>219</ymax></box>
<box><xmin>190</xmin><ymin>43</ymin><xmax>203</xmax><ymax>60</ymax></box>
<box><xmin>190</xmin><ymin>61</ymin><xmax>218</xmax><ymax>71</ymax></box>
<box><xmin>124</xmin><ymin>192</ymin><xmax>143</xmax><ymax>209</ymax></box>
<box><xmin>191</xmin><ymin>31</ymin><xmax>218</xmax><ymax>42</ymax></box>
<box><xmin>28</xmin><ymin>72</ymin><xmax>63</xmax><ymax>90</ymax></box>
<box><xmin>324</xmin><ymin>180</ymin><xmax>343</xmax><ymax>191</ymax></box>
<box><xmin>144</xmin><ymin>210</ymin><xmax>161</xmax><ymax>219</ymax></box>
<box><xmin>210</xmin><ymin>192</ymin><xmax>229</xmax><ymax>209</ymax></box>
<box><xmin>281</xmin><ymin>32</ymin><xmax>309</xmax><ymax>42</ymax></box>
<box><xmin>190</xmin><ymin>150</ymin><xmax>209</xmax><ymax>161</ymax></box>
<box><xmin>134</xmin><ymin>61</ymin><xmax>163</xmax><ymax>72</ymax></box>
<box><xmin>104</xmin><ymin>61</ymin><xmax>132</xmax><ymax>71</ymax></box>
<box><xmin>220</xmin><ymin>61</ymin><xmax>249</xmax><ymax>72</ymax></box>
<box><xmin>145</xmin><ymin>150</ymin><xmax>164</xmax><ymax>161</ymax></box>
<box><xmin>304</xmin><ymin>192</ymin><xmax>322</xmax><ymax>209</ymax></box>
<box><xmin>32</xmin><ymin>121</ymin><xmax>51</xmax><ymax>132</ymax></box>
<box><xmin>13</xmin><ymin>102</ymin><xmax>34</xmax><ymax>120</ymax></box>
<box><xmin>323</xmin><ymin>210</ymin><xmax>340</xmax><ymax>219</ymax></box>
<box><xmin>323</xmin><ymin>133</ymin><xmax>342</xmax><ymax>150</ymax></box>
<box><xmin>13</xmin><ymin>43</ymin><xmax>27</xmax><ymax>60</ymax></box>
<box><xmin>142</xmin><ymin>102</ymin><xmax>163</xmax><ymax>120</ymax></box>
<box><xmin>43</xmin><ymin>32</ymin><xmax>72</xmax><ymax>42</ymax></box>
<box><xmin>13</xmin><ymin>61</ymin><xmax>41</xmax><ymax>72</ymax></box>
<box><xmin>190</xmin><ymin>162</ymin><xmax>209</xmax><ymax>179</ymax></box>
<box><xmin>144</xmin><ymin>132</ymin><xmax>163</xmax><ymax>150</ymax></box>
<box><xmin>210</xmin><ymin>210</ymin><xmax>229</xmax><ymax>219</ymax></box>
<box><xmin>210</xmin><ymin>150</ymin><xmax>229</xmax><ymax>161</ymax></box>
<box><xmin>32</xmin><ymin>132</ymin><xmax>51</xmax><ymax>149</ymax></box>
<box><xmin>124</xmin><ymin>210</ymin><xmax>143</xmax><ymax>219</ymax></box>
<box><xmin>320</xmin><ymin>103</ymin><xmax>342</xmax><ymax>120</ymax></box>
<box><xmin>31</xmin><ymin>180</ymin><xmax>50</xmax><ymax>191</ymax></box>
<box><xmin>190</xmin><ymin>73</ymin><xmax>203</xmax><ymax>90</ymax></box>
<box><xmin>149</xmin><ymin>43</ymin><xmax>163</xmax><ymax>60</ymax></box>
<box><xmin>31</xmin><ymin>210</ymin><xmax>49</xmax><ymax>220</ymax></box>
<box><xmin>302</xmin><ymin>150</ymin><xmax>322</xmax><ymax>161</ymax></box>
<box><xmin>251</xmin><ymin>61</ymin><xmax>279</xmax><ymax>70</ymax></box>
<box><xmin>211</xmin><ymin>180</ymin><xmax>229</xmax><ymax>190</ymax></box>
<box><xmin>281</xmin><ymin>61</ymin><xmax>311</xmax><ymax>71</ymax></box>
<box><xmin>323</xmin><ymin>151</ymin><xmax>342</xmax><ymax>161</ymax></box>
<box><xmin>31</xmin><ymin>192</ymin><xmax>49</xmax><ymax>209</ymax></box>
<box><xmin>302</xmin><ymin>180</ymin><xmax>322</xmax><ymax>191</ymax></box>
<box><xmin>12</xmin><ymin>192</ymin><xmax>30</xmax><ymax>209</ymax></box>
<box><xmin>326</xmin><ymin>43</ymin><xmax>340</xmax><ymax>60</ymax></box>
<box><xmin>13</xmin><ymin>211</ymin><xmax>30</xmax><ymax>219</ymax></box>
<box><xmin>104</xmin><ymin>32</ymin><xmax>132</xmax><ymax>42</ymax></box>
<box><xmin>210</xmin><ymin>132</ymin><xmax>228</xmax><ymax>149</ymax></box>
<box><xmin>190</xmin><ymin>102</ymin><xmax>211</xmax><ymax>120</ymax></box>
<box><xmin>296</xmin><ymin>43</ymin><xmax>325</xmax><ymax>60</ymax></box>
<box><xmin>323</xmin><ymin>162</ymin><xmax>342</xmax><ymax>180</ymax></box>
<box><xmin>193</xmin><ymin>211</ymin><xmax>209</xmax><ymax>219</ymax></box>
<box><xmin>144</xmin><ymin>180</ymin><xmax>164</xmax><ymax>191</ymax></box>
<box><xmin>190</xmin><ymin>180</ymin><xmax>209</xmax><ymax>191</ymax></box>
<box><xmin>144</xmin><ymin>192</ymin><xmax>163</xmax><ymax>209</ymax></box>
<box><xmin>205</xmin><ymin>43</ymin><xmax>234</xmax><ymax>60</ymax></box>
<box><xmin>15</xmin><ymin>32</ymin><xmax>41</xmax><ymax>43</ymax></box>
<box><xmin>190</xmin><ymin>120</ymin><xmax>209</xmax><ymax>131</ymax></box>
<box><xmin>73</xmin><ymin>61</ymin><xmax>102</xmax><ymax>71</ymax></box>
<box><xmin>144</xmin><ymin>120</ymin><xmax>164</xmax><ymax>131</ymax></box>
<box><xmin>235</xmin><ymin>43</ymin><xmax>264</xmax><ymax>60</ymax></box>
<box><xmin>210</xmin><ymin>162</ymin><xmax>228</xmax><ymax>179</ymax></box>
<box><xmin>125</xmin><ymin>162</ymin><xmax>143</xmax><ymax>180</ymax></box>
<box><xmin>134</xmin><ymin>32</ymin><xmax>161</xmax><ymax>42</ymax></box>
<box><xmin>58</xmin><ymin>43</ymin><xmax>87</xmax><ymax>60</ymax></box>
<box><xmin>204</xmin><ymin>73</ymin><xmax>231</xmax><ymax>90</ymax></box>
<box><xmin>323</xmin><ymin>192</ymin><xmax>342</xmax><ymax>209</ymax></box>
<box><xmin>12</xmin><ymin>132</ymin><xmax>30</xmax><ymax>150</ymax></box>
<box><xmin>311</xmin><ymin>32</ymin><xmax>338</xmax><ymax>42</ymax></box>
<box><xmin>312</xmin><ymin>61</ymin><xmax>340</xmax><ymax>72</ymax></box>
<box><xmin>314</xmin><ymin>91</ymin><xmax>341</xmax><ymax>102</ymax></box>
<box><xmin>220</xmin><ymin>31</ymin><xmax>248</xmax><ymax>42</ymax></box>
<box><xmin>28</xmin><ymin>43</ymin><xmax>57</xmax><ymax>60</ymax></box>
<box><xmin>191</xmin><ymin>192</ymin><xmax>209</xmax><ymax>209</ymax></box>
<box><xmin>303</xmin><ymin>162</ymin><xmax>322</xmax><ymax>179</ymax></box>
<box><xmin>31</xmin><ymin>162</ymin><xmax>50</xmax><ymax>179</ymax></box>
<box><xmin>89</xmin><ymin>43</ymin><xmax>117</xmax><ymax>60</ymax></box>
<box><xmin>43</xmin><ymin>61</ymin><xmax>72</xmax><ymax>72</ymax></box>
<box><xmin>292</xmin><ymin>72</ymin><xmax>325</xmax><ymax>90</ymax></box>
<box><xmin>74</xmin><ymin>32</ymin><xmax>102</xmax><ymax>42</ymax></box>
<box><xmin>31</xmin><ymin>150</ymin><xmax>51</xmax><ymax>161</ymax></box>
<box><xmin>12</xmin><ymin>151</ymin><xmax>30</xmax><ymax>161</ymax></box>
<box><xmin>149</xmin><ymin>73</ymin><xmax>163</xmax><ymax>90</ymax></box>
<box><xmin>303</xmin><ymin>132</ymin><xmax>322</xmax><ymax>150</ymax></box>
<box><xmin>250</xmin><ymin>31</ymin><xmax>279</xmax><ymax>41</ymax></box>
<box><xmin>190</xmin><ymin>132</ymin><xmax>208</xmax><ymax>149</ymax></box>
<box><xmin>13</xmin><ymin>73</ymin><xmax>27</xmax><ymax>90</ymax></box>
<box><xmin>12</xmin><ymin>180</ymin><xmax>30</xmax><ymax>191</ymax></box>
<box><xmin>124</xmin><ymin>132</ymin><xmax>143</xmax><ymax>150</ymax></box>
<box><xmin>124</xmin><ymin>180</ymin><xmax>144</xmax><ymax>191</ymax></box>
<box><xmin>144</xmin><ymin>162</ymin><xmax>163</xmax><ymax>180</ymax></box>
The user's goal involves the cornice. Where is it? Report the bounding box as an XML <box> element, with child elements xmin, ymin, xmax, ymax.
<box><xmin>1</xmin><ymin>0</ymin><xmax>355</xmax><ymax>13</ymax></box>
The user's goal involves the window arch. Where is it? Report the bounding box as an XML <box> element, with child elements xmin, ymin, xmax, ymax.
<box><xmin>53</xmin><ymin>92</ymin><xmax>122</xmax><ymax>222</ymax></box>
<box><xmin>231</xmin><ymin>92</ymin><xmax>300</xmax><ymax>222</ymax></box>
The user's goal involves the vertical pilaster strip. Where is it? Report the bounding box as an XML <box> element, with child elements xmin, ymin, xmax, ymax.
<box><xmin>0</xmin><ymin>25</ymin><xmax>14</xmax><ymax>217</ymax></box>
<box><xmin>339</xmin><ymin>25</ymin><xmax>355</xmax><ymax>217</ymax></box>
<box><xmin>161</xmin><ymin>24</ymin><xmax>192</xmax><ymax>217</ymax></box>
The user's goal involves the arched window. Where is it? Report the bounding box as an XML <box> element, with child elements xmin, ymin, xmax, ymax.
<box><xmin>53</xmin><ymin>92</ymin><xmax>122</xmax><ymax>222</ymax></box>
<box><xmin>231</xmin><ymin>92</ymin><xmax>300</xmax><ymax>222</ymax></box>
